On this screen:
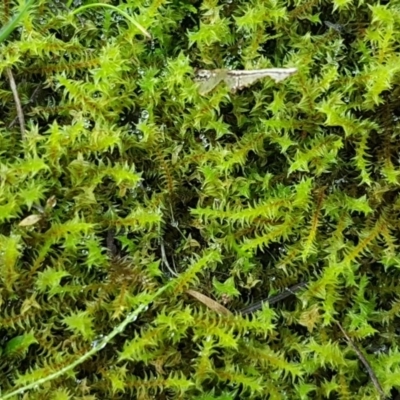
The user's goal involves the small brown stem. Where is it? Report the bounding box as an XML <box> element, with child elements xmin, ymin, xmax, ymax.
<box><xmin>336</xmin><ymin>322</ymin><xmax>386</xmax><ymax>399</ymax></box>
<box><xmin>9</xmin><ymin>83</ymin><xmax>42</xmax><ymax>128</ymax></box>
<box><xmin>6</xmin><ymin>68</ymin><xmax>25</xmax><ymax>139</ymax></box>
<box><xmin>160</xmin><ymin>239</ymin><xmax>177</xmax><ymax>277</ymax></box>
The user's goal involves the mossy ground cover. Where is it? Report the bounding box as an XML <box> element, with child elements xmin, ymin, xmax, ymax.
<box><xmin>1</xmin><ymin>1</ymin><xmax>400</xmax><ymax>399</ymax></box>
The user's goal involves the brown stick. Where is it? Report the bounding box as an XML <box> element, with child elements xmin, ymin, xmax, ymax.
<box><xmin>9</xmin><ymin>83</ymin><xmax>42</xmax><ymax>128</ymax></box>
<box><xmin>336</xmin><ymin>322</ymin><xmax>386</xmax><ymax>399</ymax></box>
<box><xmin>6</xmin><ymin>68</ymin><xmax>25</xmax><ymax>139</ymax></box>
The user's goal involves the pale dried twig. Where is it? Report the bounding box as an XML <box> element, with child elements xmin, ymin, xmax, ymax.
<box><xmin>160</xmin><ymin>239</ymin><xmax>178</xmax><ymax>277</ymax></box>
<box><xmin>195</xmin><ymin>67</ymin><xmax>297</xmax><ymax>95</ymax></box>
<box><xmin>9</xmin><ymin>83</ymin><xmax>42</xmax><ymax>128</ymax></box>
<box><xmin>6</xmin><ymin>68</ymin><xmax>25</xmax><ymax>139</ymax></box>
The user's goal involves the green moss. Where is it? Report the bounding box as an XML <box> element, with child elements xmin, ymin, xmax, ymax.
<box><xmin>1</xmin><ymin>0</ymin><xmax>400</xmax><ymax>398</ymax></box>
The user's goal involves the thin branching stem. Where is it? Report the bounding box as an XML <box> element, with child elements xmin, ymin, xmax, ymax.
<box><xmin>0</xmin><ymin>283</ymin><xmax>172</xmax><ymax>400</ymax></box>
<box><xmin>336</xmin><ymin>322</ymin><xmax>386</xmax><ymax>399</ymax></box>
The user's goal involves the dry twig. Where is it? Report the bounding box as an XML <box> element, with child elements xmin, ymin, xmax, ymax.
<box><xmin>6</xmin><ymin>68</ymin><xmax>25</xmax><ymax>139</ymax></box>
<box><xmin>336</xmin><ymin>322</ymin><xmax>385</xmax><ymax>399</ymax></box>
<box><xmin>9</xmin><ymin>83</ymin><xmax>42</xmax><ymax>128</ymax></box>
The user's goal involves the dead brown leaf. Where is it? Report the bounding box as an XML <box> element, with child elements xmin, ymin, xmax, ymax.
<box><xmin>186</xmin><ymin>289</ymin><xmax>232</xmax><ymax>316</ymax></box>
<box><xmin>18</xmin><ymin>214</ymin><xmax>42</xmax><ymax>227</ymax></box>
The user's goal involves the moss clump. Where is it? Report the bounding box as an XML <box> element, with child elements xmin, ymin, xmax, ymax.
<box><xmin>1</xmin><ymin>1</ymin><xmax>400</xmax><ymax>399</ymax></box>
